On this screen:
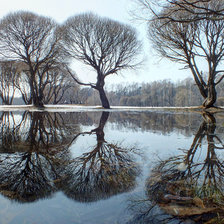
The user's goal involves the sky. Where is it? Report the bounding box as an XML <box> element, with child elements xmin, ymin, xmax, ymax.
<box><xmin>0</xmin><ymin>0</ymin><xmax>192</xmax><ymax>86</ymax></box>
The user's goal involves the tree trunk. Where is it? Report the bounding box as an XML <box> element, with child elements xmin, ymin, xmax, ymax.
<box><xmin>29</xmin><ymin>70</ymin><xmax>44</xmax><ymax>108</ymax></box>
<box><xmin>33</xmin><ymin>96</ymin><xmax>44</xmax><ymax>108</ymax></box>
<box><xmin>189</xmin><ymin>64</ymin><xmax>208</xmax><ymax>99</ymax></box>
<box><xmin>91</xmin><ymin>112</ymin><xmax>110</xmax><ymax>149</ymax></box>
<box><xmin>97</xmin><ymin>87</ymin><xmax>110</xmax><ymax>109</ymax></box>
<box><xmin>95</xmin><ymin>72</ymin><xmax>110</xmax><ymax>109</ymax></box>
<box><xmin>202</xmin><ymin>83</ymin><xmax>217</xmax><ymax>108</ymax></box>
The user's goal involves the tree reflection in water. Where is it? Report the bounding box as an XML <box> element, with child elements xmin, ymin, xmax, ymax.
<box><xmin>128</xmin><ymin>112</ymin><xmax>224</xmax><ymax>224</ymax></box>
<box><xmin>58</xmin><ymin>112</ymin><xmax>141</xmax><ymax>202</ymax></box>
<box><xmin>0</xmin><ymin>111</ymin><xmax>140</xmax><ymax>204</ymax></box>
<box><xmin>0</xmin><ymin>111</ymin><xmax>80</xmax><ymax>202</ymax></box>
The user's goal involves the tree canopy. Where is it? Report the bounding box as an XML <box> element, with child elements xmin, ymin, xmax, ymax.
<box><xmin>62</xmin><ymin>13</ymin><xmax>142</xmax><ymax>108</ymax></box>
<box><xmin>0</xmin><ymin>11</ymin><xmax>65</xmax><ymax>107</ymax></box>
<box><xmin>138</xmin><ymin>0</ymin><xmax>224</xmax><ymax>108</ymax></box>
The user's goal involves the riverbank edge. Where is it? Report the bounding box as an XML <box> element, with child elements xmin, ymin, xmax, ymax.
<box><xmin>0</xmin><ymin>105</ymin><xmax>223</xmax><ymax>113</ymax></box>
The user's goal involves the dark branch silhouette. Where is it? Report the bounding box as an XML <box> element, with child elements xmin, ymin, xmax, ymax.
<box><xmin>58</xmin><ymin>112</ymin><xmax>141</xmax><ymax>202</ymax></box>
<box><xmin>128</xmin><ymin>112</ymin><xmax>224</xmax><ymax>223</ymax></box>
<box><xmin>62</xmin><ymin>13</ymin><xmax>142</xmax><ymax>108</ymax></box>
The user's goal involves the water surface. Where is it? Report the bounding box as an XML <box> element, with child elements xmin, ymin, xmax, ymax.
<box><xmin>0</xmin><ymin>110</ymin><xmax>223</xmax><ymax>224</ymax></box>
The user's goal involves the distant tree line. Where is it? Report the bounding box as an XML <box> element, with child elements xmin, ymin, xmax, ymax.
<box><xmin>75</xmin><ymin>78</ymin><xmax>224</xmax><ymax>107</ymax></box>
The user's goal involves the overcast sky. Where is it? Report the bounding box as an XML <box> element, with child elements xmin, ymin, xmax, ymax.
<box><xmin>0</xmin><ymin>0</ymin><xmax>191</xmax><ymax>86</ymax></box>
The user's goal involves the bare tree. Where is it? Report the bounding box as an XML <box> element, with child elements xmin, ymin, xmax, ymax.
<box><xmin>0</xmin><ymin>61</ymin><xmax>19</xmax><ymax>105</ymax></box>
<box><xmin>62</xmin><ymin>13</ymin><xmax>142</xmax><ymax>109</ymax></box>
<box><xmin>0</xmin><ymin>11</ymin><xmax>64</xmax><ymax>108</ymax></box>
<box><xmin>15</xmin><ymin>71</ymin><xmax>32</xmax><ymax>105</ymax></box>
<box><xmin>43</xmin><ymin>66</ymin><xmax>79</xmax><ymax>104</ymax></box>
<box><xmin>148</xmin><ymin>1</ymin><xmax>224</xmax><ymax>108</ymax></box>
<box><xmin>132</xmin><ymin>0</ymin><xmax>224</xmax><ymax>22</ymax></box>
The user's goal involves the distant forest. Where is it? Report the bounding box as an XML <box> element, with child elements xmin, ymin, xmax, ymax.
<box><xmin>64</xmin><ymin>78</ymin><xmax>224</xmax><ymax>107</ymax></box>
<box><xmin>13</xmin><ymin>77</ymin><xmax>224</xmax><ymax>107</ymax></box>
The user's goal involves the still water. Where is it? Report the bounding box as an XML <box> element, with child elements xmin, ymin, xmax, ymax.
<box><xmin>0</xmin><ymin>110</ymin><xmax>223</xmax><ymax>224</ymax></box>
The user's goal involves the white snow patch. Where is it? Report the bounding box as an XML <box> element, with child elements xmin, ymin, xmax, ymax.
<box><xmin>0</xmin><ymin>104</ymin><xmax>208</xmax><ymax>112</ymax></box>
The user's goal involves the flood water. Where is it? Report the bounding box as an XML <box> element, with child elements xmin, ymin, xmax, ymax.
<box><xmin>0</xmin><ymin>110</ymin><xmax>223</xmax><ymax>224</ymax></box>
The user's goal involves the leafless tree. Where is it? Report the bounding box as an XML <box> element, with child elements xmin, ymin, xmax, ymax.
<box><xmin>0</xmin><ymin>61</ymin><xmax>19</xmax><ymax>105</ymax></box>
<box><xmin>15</xmin><ymin>71</ymin><xmax>32</xmax><ymax>104</ymax></box>
<box><xmin>148</xmin><ymin>1</ymin><xmax>224</xmax><ymax>108</ymax></box>
<box><xmin>62</xmin><ymin>13</ymin><xmax>142</xmax><ymax>108</ymax></box>
<box><xmin>132</xmin><ymin>0</ymin><xmax>224</xmax><ymax>23</ymax></box>
<box><xmin>43</xmin><ymin>66</ymin><xmax>79</xmax><ymax>104</ymax></box>
<box><xmin>0</xmin><ymin>11</ymin><xmax>65</xmax><ymax>108</ymax></box>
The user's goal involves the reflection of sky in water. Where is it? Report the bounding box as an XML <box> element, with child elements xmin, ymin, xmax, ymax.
<box><xmin>65</xmin><ymin>118</ymin><xmax>197</xmax><ymax>224</ymax></box>
<box><xmin>70</xmin><ymin>125</ymin><xmax>97</xmax><ymax>158</ymax></box>
<box><xmin>0</xmin><ymin>111</ymin><xmax>221</xmax><ymax>224</ymax></box>
<box><xmin>70</xmin><ymin>122</ymin><xmax>195</xmax><ymax>173</ymax></box>
<box><xmin>105</xmin><ymin>123</ymin><xmax>195</xmax><ymax>165</ymax></box>
<box><xmin>0</xmin><ymin>192</ymin><xmax>130</xmax><ymax>224</ymax></box>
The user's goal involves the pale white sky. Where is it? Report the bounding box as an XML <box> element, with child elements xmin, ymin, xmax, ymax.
<box><xmin>0</xmin><ymin>0</ymin><xmax>191</xmax><ymax>85</ymax></box>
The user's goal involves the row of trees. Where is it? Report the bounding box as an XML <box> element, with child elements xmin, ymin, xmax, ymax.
<box><xmin>108</xmin><ymin>79</ymin><xmax>203</xmax><ymax>107</ymax></box>
<box><xmin>0</xmin><ymin>60</ymin><xmax>80</xmax><ymax>105</ymax></box>
<box><xmin>75</xmin><ymin>78</ymin><xmax>224</xmax><ymax>107</ymax></box>
<box><xmin>0</xmin><ymin>11</ymin><xmax>141</xmax><ymax>109</ymax></box>
<box><xmin>1</xmin><ymin>1</ymin><xmax>224</xmax><ymax>109</ymax></box>
<box><xmin>7</xmin><ymin>77</ymin><xmax>224</xmax><ymax>107</ymax></box>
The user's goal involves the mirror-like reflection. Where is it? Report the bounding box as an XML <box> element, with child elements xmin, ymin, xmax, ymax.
<box><xmin>0</xmin><ymin>111</ymin><xmax>80</xmax><ymax>152</ymax></box>
<box><xmin>128</xmin><ymin>112</ymin><xmax>224</xmax><ymax>224</ymax></box>
<box><xmin>0</xmin><ymin>110</ymin><xmax>223</xmax><ymax>223</ymax></box>
<box><xmin>0</xmin><ymin>111</ymin><xmax>80</xmax><ymax>203</ymax></box>
<box><xmin>58</xmin><ymin>112</ymin><xmax>140</xmax><ymax>202</ymax></box>
<box><xmin>0</xmin><ymin>111</ymin><xmax>140</xmax><ymax>205</ymax></box>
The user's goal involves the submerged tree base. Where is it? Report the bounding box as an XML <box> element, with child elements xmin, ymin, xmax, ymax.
<box><xmin>32</xmin><ymin>104</ymin><xmax>45</xmax><ymax>110</ymax></box>
<box><xmin>202</xmin><ymin>105</ymin><xmax>224</xmax><ymax>113</ymax></box>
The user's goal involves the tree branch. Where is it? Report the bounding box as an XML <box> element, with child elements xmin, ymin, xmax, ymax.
<box><xmin>215</xmin><ymin>74</ymin><xmax>224</xmax><ymax>85</ymax></box>
<box><xmin>66</xmin><ymin>68</ymin><xmax>96</xmax><ymax>89</ymax></box>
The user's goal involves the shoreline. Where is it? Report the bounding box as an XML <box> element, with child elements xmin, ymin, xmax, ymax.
<box><xmin>0</xmin><ymin>104</ymin><xmax>223</xmax><ymax>113</ymax></box>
